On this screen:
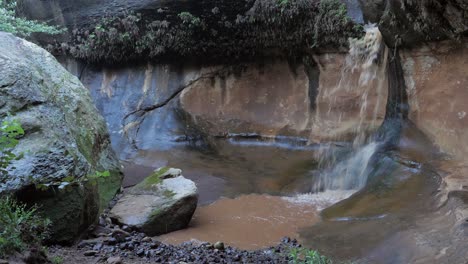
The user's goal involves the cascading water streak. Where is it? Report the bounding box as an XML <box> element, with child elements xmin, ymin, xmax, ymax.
<box><xmin>312</xmin><ymin>24</ymin><xmax>387</xmax><ymax>194</ymax></box>
<box><xmin>312</xmin><ymin>142</ymin><xmax>379</xmax><ymax>192</ymax></box>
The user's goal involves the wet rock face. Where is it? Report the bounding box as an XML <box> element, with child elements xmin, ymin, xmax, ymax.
<box><xmin>68</xmin><ymin>62</ymin><xmax>199</xmax><ymax>157</ymax></box>
<box><xmin>179</xmin><ymin>61</ymin><xmax>313</xmax><ymax>138</ymax></box>
<box><xmin>110</xmin><ymin>168</ymin><xmax>198</xmax><ymax>236</ymax></box>
<box><xmin>180</xmin><ymin>57</ymin><xmax>387</xmax><ymax>142</ymax></box>
<box><xmin>0</xmin><ymin>32</ymin><xmax>122</xmax><ymax>243</ymax></box>
<box><xmin>402</xmin><ymin>40</ymin><xmax>468</xmax><ymax>160</ymax></box>
<box><xmin>73</xmin><ymin>57</ymin><xmax>387</xmax><ymax>152</ymax></box>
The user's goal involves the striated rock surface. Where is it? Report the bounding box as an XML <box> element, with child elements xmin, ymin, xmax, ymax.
<box><xmin>70</xmin><ymin>57</ymin><xmax>387</xmax><ymax>154</ymax></box>
<box><xmin>110</xmin><ymin>168</ymin><xmax>198</xmax><ymax>236</ymax></box>
<box><xmin>0</xmin><ymin>32</ymin><xmax>122</xmax><ymax>243</ymax></box>
<box><xmin>402</xmin><ymin>40</ymin><xmax>468</xmax><ymax>160</ymax></box>
<box><xmin>72</xmin><ymin>62</ymin><xmax>199</xmax><ymax>156</ymax></box>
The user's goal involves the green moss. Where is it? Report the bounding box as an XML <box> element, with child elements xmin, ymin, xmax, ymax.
<box><xmin>149</xmin><ymin>208</ymin><xmax>162</xmax><ymax>218</ymax></box>
<box><xmin>96</xmin><ymin>169</ymin><xmax>122</xmax><ymax>211</ymax></box>
<box><xmin>51</xmin><ymin>256</ymin><xmax>64</xmax><ymax>264</ymax></box>
<box><xmin>134</xmin><ymin>167</ymin><xmax>170</xmax><ymax>190</ymax></box>
<box><xmin>163</xmin><ymin>189</ymin><xmax>176</xmax><ymax>198</ymax></box>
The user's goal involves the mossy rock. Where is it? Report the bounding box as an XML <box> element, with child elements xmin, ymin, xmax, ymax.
<box><xmin>132</xmin><ymin>167</ymin><xmax>182</xmax><ymax>192</ymax></box>
<box><xmin>110</xmin><ymin>174</ymin><xmax>198</xmax><ymax>236</ymax></box>
<box><xmin>0</xmin><ymin>32</ymin><xmax>123</xmax><ymax>243</ymax></box>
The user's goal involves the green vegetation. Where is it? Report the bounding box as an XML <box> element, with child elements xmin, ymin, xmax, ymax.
<box><xmin>163</xmin><ymin>189</ymin><xmax>176</xmax><ymax>198</ymax></box>
<box><xmin>35</xmin><ymin>170</ymin><xmax>111</xmax><ymax>191</ymax></box>
<box><xmin>135</xmin><ymin>167</ymin><xmax>170</xmax><ymax>190</ymax></box>
<box><xmin>51</xmin><ymin>255</ymin><xmax>64</xmax><ymax>264</ymax></box>
<box><xmin>0</xmin><ymin>118</ymin><xmax>24</xmax><ymax>178</ymax></box>
<box><xmin>177</xmin><ymin>12</ymin><xmax>201</xmax><ymax>27</ymax></box>
<box><xmin>289</xmin><ymin>248</ymin><xmax>332</xmax><ymax>264</ymax></box>
<box><xmin>312</xmin><ymin>0</ymin><xmax>351</xmax><ymax>48</ymax></box>
<box><xmin>278</xmin><ymin>0</ymin><xmax>290</xmax><ymax>7</ymax></box>
<box><xmin>49</xmin><ymin>0</ymin><xmax>362</xmax><ymax>63</ymax></box>
<box><xmin>0</xmin><ymin>0</ymin><xmax>64</xmax><ymax>37</ymax></box>
<box><xmin>0</xmin><ymin>196</ymin><xmax>50</xmax><ymax>258</ymax></box>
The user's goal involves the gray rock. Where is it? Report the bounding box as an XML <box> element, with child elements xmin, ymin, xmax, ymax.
<box><xmin>112</xmin><ymin>228</ymin><xmax>131</xmax><ymax>242</ymax></box>
<box><xmin>141</xmin><ymin>237</ymin><xmax>152</xmax><ymax>243</ymax></box>
<box><xmin>214</xmin><ymin>241</ymin><xmax>225</xmax><ymax>250</ymax></box>
<box><xmin>83</xmin><ymin>250</ymin><xmax>98</xmax><ymax>256</ymax></box>
<box><xmin>107</xmin><ymin>256</ymin><xmax>122</xmax><ymax>264</ymax></box>
<box><xmin>91</xmin><ymin>225</ymin><xmax>112</xmax><ymax>237</ymax></box>
<box><xmin>0</xmin><ymin>32</ymin><xmax>122</xmax><ymax>243</ymax></box>
<box><xmin>79</xmin><ymin>237</ymin><xmax>114</xmax><ymax>248</ymax></box>
<box><xmin>109</xmin><ymin>169</ymin><xmax>198</xmax><ymax>236</ymax></box>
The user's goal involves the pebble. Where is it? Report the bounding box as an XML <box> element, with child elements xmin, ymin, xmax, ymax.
<box><xmin>106</xmin><ymin>237</ymin><xmax>118</xmax><ymax>245</ymax></box>
<box><xmin>99</xmin><ymin>217</ymin><xmax>107</xmax><ymax>227</ymax></box>
<box><xmin>112</xmin><ymin>228</ymin><xmax>131</xmax><ymax>237</ymax></box>
<box><xmin>93</xmin><ymin>243</ymin><xmax>103</xmax><ymax>251</ymax></box>
<box><xmin>83</xmin><ymin>250</ymin><xmax>98</xmax><ymax>256</ymax></box>
<box><xmin>107</xmin><ymin>256</ymin><xmax>122</xmax><ymax>264</ymax></box>
<box><xmin>141</xmin><ymin>236</ymin><xmax>152</xmax><ymax>243</ymax></box>
<box><xmin>77</xmin><ymin>216</ymin><xmax>299</xmax><ymax>264</ymax></box>
<box><xmin>136</xmin><ymin>248</ymin><xmax>145</xmax><ymax>256</ymax></box>
<box><xmin>112</xmin><ymin>228</ymin><xmax>131</xmax><ymax>242</ymax></box>
<box><xmin>214</xmin><ymin>241</ymin><xmax>225</xmax><ymax>250</ymax></box>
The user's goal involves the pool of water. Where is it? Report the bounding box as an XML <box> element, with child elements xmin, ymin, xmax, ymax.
<box><xmin>120</xmin><ymin>128</ymin><xmax>443</xmax><ymax>259</ymax></box>
<box><xmin>122</xmin><ymin>138</ymin><xmax>328</xmax><ymax>205</ymax></box>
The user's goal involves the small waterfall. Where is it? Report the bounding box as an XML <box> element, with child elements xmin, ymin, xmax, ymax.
<box><xmin>313</xmin><ymin>24</ymin><xmax>387</xmax><ymax>193</ymax></box>
<box><xmin>342</xmin><ymin>24</ymin><xmax>388</xmax><ymax>146</ymax></box>
<box><xmin>313</xmin><ymin>142</ymin><xmax>378</xmax><ymax>192</ymax></box>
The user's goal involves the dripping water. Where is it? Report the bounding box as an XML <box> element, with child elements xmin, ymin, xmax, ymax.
<box><xmin>312</xmin><ymin>24</ymin><xmax>388</xmax><ymax>194</ymax></box>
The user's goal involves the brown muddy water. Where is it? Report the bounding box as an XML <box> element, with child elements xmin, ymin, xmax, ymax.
<box><xmin>121</xmin><ymin>132</ymin><xmax>442</xmax><ymax>260</ymax></box>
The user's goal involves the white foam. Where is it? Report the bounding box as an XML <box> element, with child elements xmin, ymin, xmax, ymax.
<box><xmin>283</xmin><ymin>190</ymin><xmax>357</xmax><ymax>211</ymax></box>
<box><xmin>313</xmin><ymin>141</ymin><xmax>379</xmax><ymax>192</ymax></box>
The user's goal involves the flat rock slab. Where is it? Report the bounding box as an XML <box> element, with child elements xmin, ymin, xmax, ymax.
<box><xmin>110</xmin><ymin>174</ymin><xmax>198</xmax><ymax>236</ymax></box>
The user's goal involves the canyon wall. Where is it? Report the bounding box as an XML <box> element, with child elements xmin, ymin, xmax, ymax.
<box><xmin>65</xmin><ymin>54</ymin><xmax>388</xmax><ymax>156</ymax></box>
<box><xmin>402</xmin><ymin>41</ymin><xmax>468</xmax><ymax>160</ymax></box>
<box><xmin>23</xmin><ymin>0</ymin><xmax>468</xmax><ymax>162</ymax></box>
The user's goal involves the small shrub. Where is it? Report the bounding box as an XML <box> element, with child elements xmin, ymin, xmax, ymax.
<box><xmin>177</xmin><ymin>12</ymin><xmax>201</xmax><ymax>27</ymax></box>
<box><xmin>312</xmin><ymin>0</ymin><xmax>352</xmax><ymax>48</ymax></box>
<box><xmin>0</xmin><ymin>0</ymin><xmax>64</xmax><ymax>37</ymax></box>
<box><xmin>0</xmin><ymin>196</ymin><xmax>50</xmax><ymax>258</ymax></box>
<box><xmin>51</xmin><ymin>0</ymin><xmax>362</xmax><ymax>63</ymax></box>
<box><xmin>35</xmin><ymin>170</ymin><xmax>111</xmax><ymax>191</ymax></box>
<box><xmin>289</xmin><ymin>248</ymin><xmax>332</xmax><ymax>264</ymax></box>
<box><xmin>51</xmin><ymin>255</ymin><xmax>64</xmax><ymax>264</ymax></box>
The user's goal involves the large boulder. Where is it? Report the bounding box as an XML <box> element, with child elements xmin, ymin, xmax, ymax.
<box><xmin>0</xmin><ymin>32</ymin><xmax>123</xmax><ymax>243</ymax></box>
<box><xmin>110</xmin><ymin>167</ymin><xmax>198</xmax><ymax>236</ymax></box>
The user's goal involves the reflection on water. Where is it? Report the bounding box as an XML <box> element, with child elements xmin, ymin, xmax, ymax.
<box><xmin>299</xmin><ymin>122</ymin><xmax>442</xmax><ymax>262</ymax></box>
<box><xmin>122</xmin><ymin>138</ymin><xmax>325</xmax><ymax>205</ymax></box>
<box><xmin>122</xmin><ymin>138</ymin><xmax>342</xmax><ymax>249</ymax></box>
<box><xmin>122</xmin><ymin>123</ymin><xmax>442</xmax><ymax>256</ymax></box>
